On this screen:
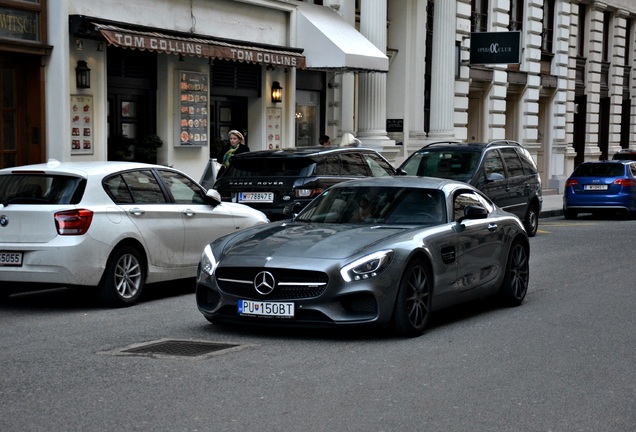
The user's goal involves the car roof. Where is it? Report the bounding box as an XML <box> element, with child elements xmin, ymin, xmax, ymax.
<box><xmin>0</xmin><ymin>160</ymin><xmax>167</xmax><ymax>177</ymax></box>
<box><xmin>229</xmin><ymin>146</ymin><xmax>381</xmax><ymax>160</ymax></box>
<box><xmin>415</xmin><ymin>140</ymin><xmax>524</xmax><ymax>153</ymax></box>
<box><xmin>329</xmin><ymin>175</ymin><xmax>472</xmax><ymax>191</ymax></box>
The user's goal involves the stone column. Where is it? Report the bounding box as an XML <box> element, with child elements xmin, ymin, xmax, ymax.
<box><xmin>428</xmin><ymin>0</ymin><xmax>456</xmax><ymax>139</ymax></box>
<box><xmin>358</xmin><ymin>0</ymin><xmax>393</xmax><ymax>147</ymax></box>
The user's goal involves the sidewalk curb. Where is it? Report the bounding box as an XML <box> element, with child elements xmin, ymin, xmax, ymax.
<box><xmin>540</xmin><ymin>209</ymin><xmax>563</xmax><ymax>218</ymax></box>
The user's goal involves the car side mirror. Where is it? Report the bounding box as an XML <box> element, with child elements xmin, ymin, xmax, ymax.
<box><xmin>486</xmin><ymin>172</ymin><xmax>505</xmax><ymax>182</ymax></box>
<box><xmin>283</xmin><ymin>201</ymin><xmax>304</xmax><ymax>218</ymax></box>
<box><xmin>395</xmin><ymin>168</ymin><xmax>408</xmax><ymax>176</ymax></box>
<box><xmin>206</xmin><ymin>189</ymin><xmax>222</xmax><ymax>205</ymax></box>
<box><xmin>461</xmin><ymin>205</ymin><xmax>488</xmax><ymax>221</ymax></box>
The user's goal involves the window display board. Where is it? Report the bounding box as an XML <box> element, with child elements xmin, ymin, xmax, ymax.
<box><xmin>70</xmin><ymin>95</ymin><xmax>93</xmax><ymax>155</ymax></box>
<box><xmin>176</xmin><ymin>71</ymin><xmax>209</xmax><ymax>147</ymax></box>
<box><xmin>266</xmin><ymin>107</ymin><xmax>282</xmax><ymax>149</ymax></box>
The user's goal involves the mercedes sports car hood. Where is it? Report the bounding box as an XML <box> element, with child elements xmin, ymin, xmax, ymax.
<box><xmin>222</xmin><ymin>222</ymin><xmax>408</xmax><ymax>260</ymax></box>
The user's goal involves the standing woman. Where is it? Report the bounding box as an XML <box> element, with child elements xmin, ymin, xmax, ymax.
<box><xmin>217</xmin><ymin>130</ymin><xmax>249</xmax><ymax>175</ymax></box>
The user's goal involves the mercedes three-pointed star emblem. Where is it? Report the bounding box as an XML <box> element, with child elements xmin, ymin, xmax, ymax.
<box><xmin>254</xmin><ymin>271</ymin><xmax>276</xmax><ymax>295</ymax></box>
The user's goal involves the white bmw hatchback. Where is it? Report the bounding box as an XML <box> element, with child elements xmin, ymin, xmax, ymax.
<box><xmin>0</xmin><ymin>160</ymin><xmax>268</xmax><ymax>306</ymax></box>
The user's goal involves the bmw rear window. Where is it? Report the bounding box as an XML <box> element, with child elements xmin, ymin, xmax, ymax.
<box><xmin>572</xmin><ymin>164</ymin><xmax>626</xmax><ymax>177</ymax></box>
<box><xmin>225</xmin><ymin>158</ymin><xmax>314</xmax><ymax>177</ymax></box>
<box><xmin>0</xmin><ymin>174</ymin><xmax>85</xmax><ymax>205</ymax></box>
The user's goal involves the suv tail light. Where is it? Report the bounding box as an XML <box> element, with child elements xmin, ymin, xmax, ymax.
<box><xmin>295</xmin><ymin>188</ymin><xmax>324</xmax><ymax>198</ymax></box>
<box><xmin>565</xmin><ymin>179</ymin><xmax>579</xmax><ymax>187</ymax></box>
<box><xmin>55</xmin><ymin>209</ymin><xmax>93</xmax><ymax>235</ymax></box>
<box><xmin>614</xmin><ymin>178</ymin><xmax>635</xmax><ymax>187</ymax></box>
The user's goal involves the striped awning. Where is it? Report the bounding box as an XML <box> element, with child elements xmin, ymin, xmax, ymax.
<box><xmin>94</xmin><ymin>23</ymin><xmax>306</xmax><ymax>69</ymax></box>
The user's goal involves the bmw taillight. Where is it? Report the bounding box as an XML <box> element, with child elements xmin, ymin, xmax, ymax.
<box><xmin>565</xmin><ymin>179</ymin><xmax>579</xmax><ymax>187</ymax></box>
<box><xmin>614</xmin><ymin>178</ymin><xmax>635</xmax><ymax>187</ymax></box>
<box><xmin>55</xmin><ymin>209</ymin><xmax>93</xmax><ymax>235</ymax></box>
<box><xmin>295</xmin><ymin>188</ymin><xmax>323</xmax><ymax>198</ymax></box>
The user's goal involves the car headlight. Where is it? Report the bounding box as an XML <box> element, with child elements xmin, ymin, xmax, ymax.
<box><xmin>200</xmin><ymin>244</ymin><xmax>218</xmax><ymax>276</ymax></box>
<box><xmin>340</xmin><ymin>250</ymin><xmax>394</xmax><ymax>282</ymax></box>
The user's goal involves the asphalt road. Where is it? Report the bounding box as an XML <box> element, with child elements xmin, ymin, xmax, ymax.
<box><xmin>1</xmin><ymin>214</ymin><xmax>635</xmax><ymax>432</ymax></box>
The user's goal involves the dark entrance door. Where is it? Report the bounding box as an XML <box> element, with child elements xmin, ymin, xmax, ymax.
<box><xmin>573</xmin><ymin>95</ymin><xmax>587</xmax><ymax>167</ymax></box>
<box><xmin>209</xmin><ymin>96</ymin><xmax>247</xmax><ymax>160</ymax></box>
<box><xmin>0</xmin><ymin>54</ymin><xmax>44</xmax><ymax>168</ymax></box>
<box><xmin>106</xmin><ymin>47</ymin><xmax>156</xmax><ymax>161</ymax></box>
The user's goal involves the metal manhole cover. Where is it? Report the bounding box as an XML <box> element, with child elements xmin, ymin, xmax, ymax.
<box><xmin>98</xmin><ymin>339</ymin><xmax>249</xmax><ymax>359</ymax></box>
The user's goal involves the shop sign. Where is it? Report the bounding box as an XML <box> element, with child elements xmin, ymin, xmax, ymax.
<box><xmin>0</xmin><ymin>7</ymin><xmax>38</xmax><ymax>42</ymax></box>
<box><xmin>469</xmin><ymin>31</ymin><xmax>520</xmax><ymax>65</ymax></box>
<box><xmin>386</xmin><ymin>119</ymin><xmax>403</xmax><ymax>133</ymax></box>
<box><xmin>100</xmin><ymin>28</ymin><xmax>306</xmax><ymax>69</ymax></box>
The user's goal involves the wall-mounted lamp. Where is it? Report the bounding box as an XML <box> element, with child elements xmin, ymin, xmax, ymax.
<box><xmin>271</xmin><ymin>81</ymin><xmax>283</xmax><ymax>103</ymax></box>
<box><xmin>76</xmin><ymin>39</ymin><xmax>84</xmax><ymax>51</ymax></box>
<box><xmin>75</xmin><ymin>60</ymin><xmax>91</xmax><ymax>89</ymax></box>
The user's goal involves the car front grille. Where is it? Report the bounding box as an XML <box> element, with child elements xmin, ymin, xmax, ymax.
<box><xmin>215</xmin><ymin>267</ymin><xmax>328</xmax><ymax>300</ymax></box>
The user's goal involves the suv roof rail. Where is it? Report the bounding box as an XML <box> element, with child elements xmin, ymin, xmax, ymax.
<box><xmin>486</xmin><ymin>140</ymin><xmax>522</xmax><ymax>148</ymax></box>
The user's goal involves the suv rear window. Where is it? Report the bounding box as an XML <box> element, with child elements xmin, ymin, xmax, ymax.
<box><xmin>0</xmin><ymin>174</ymin><xmax>85</xmax><ymax>205</ymax></box>
<box><xmin>225</xmin><ymin>158</ymin><xmax>314</xmax><ymax>177</ymax></box>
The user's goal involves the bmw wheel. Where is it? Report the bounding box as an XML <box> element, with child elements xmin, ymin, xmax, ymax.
<box><xmin>499</xmin><ymin>241</ymin><xmax>529</xmax><ymax>306</ymax></box>
<box><xmin>98</xmin><ymin>245</ymin><xmax>145</xmax><ymax>307</ymax></box>
<box><xmin>393</xmin><ymin>258</ymin><xmax>432</xmax><ymax>337</ymax></box>
<box><xmin>524</xmin><ymin>204</ymin><xmax>539</xmax><ymax>237</ymax></box>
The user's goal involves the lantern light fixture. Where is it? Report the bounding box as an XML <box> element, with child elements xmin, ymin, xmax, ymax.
<box><xmin>271</xmin><ymin>81</ymin><xmax>283</xmax><ymax>103</ymax></box>
<box><xmin>75</xmin><ymin>60</ymin><xmax>91</xmax><ymax>89</ymax></box>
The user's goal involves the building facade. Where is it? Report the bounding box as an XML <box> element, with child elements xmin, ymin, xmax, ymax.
<box><xmin>0</xmin><ymin>0</ymin><xmax>634</xmax><ymax>193</ymax></box>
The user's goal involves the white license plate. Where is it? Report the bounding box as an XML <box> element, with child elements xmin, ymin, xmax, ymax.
<box><xmin>239</xmin><ymin>192</ymin><xmax>274</xmax><ymax>203</ymax></box>
<box><xmin>238</xmin><ymin>300</ymin><xmax>294</xmax><ymax>318</ymax></box>
<box><xmin>0</xmin><ymin>251</ymin><xmax>23</xmax><ymax>267</ymax></box>
<box><xmin>584</xmin><ymin>184</ymin><xmax>608</xmax><ymax>190</ymax></box>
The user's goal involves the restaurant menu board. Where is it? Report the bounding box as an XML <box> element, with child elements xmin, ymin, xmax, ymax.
<box><xmin>178</xmin><ymin>71</ymin><xmax>208</xmax><ymax>147</ymax></box>
<box><xmin>70</xmin><ymin>95</ymin><xmax>93</xmax><ymax>155</ymax></box>
<box><xmin>266</xmin><ymin>107</ymin><xmax>282</xmax><ymax>149</ymax></box>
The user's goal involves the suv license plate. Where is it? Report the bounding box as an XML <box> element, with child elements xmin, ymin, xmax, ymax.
<box><xmin>239</xmin><ymin>192</ymin><xmax>274</xmax><ymax>203</ymax></box>
<box><xmin>584</xmin><ymin>185</ymin><xmax>608</xmax><ymax>190</ymax></box>
<box><xmin>0</xmin><ymin>251</ymin><xmax>23</xmax><ymax>267</ymax></box>
<box><xmin>239</xmin><ymin>300</ymin><xmax>294</xmax><ymax>318</ymax></box>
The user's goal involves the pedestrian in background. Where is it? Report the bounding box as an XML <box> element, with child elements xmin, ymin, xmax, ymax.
<box><xmin>217</xmin><ymin>130</ymin><xmax>249</xmax><ymax>176</ymax></box>
<box><xmin>319</xmin><ymin>135</ymin><xmax>331</xmax><ymax>146</ymax></box>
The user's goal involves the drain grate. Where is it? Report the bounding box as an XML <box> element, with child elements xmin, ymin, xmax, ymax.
<box><xmin>99</xmin><ymin>339</ymin><xmax>247</xmax><ymax>359</ymax></box>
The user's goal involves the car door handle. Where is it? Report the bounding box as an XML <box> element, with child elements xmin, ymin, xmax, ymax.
<box><xmin>182</xmin><ymin>209</ymin><xmax>195</xmax><ymax>217</ymax></box>
<box><xmin>129</xmin><ymin>208</ymin><xmax>145</xmax><ymax>216</ymax></box>
<box><xmin>487</xmin><ymin>223</ymin><xmax>497</xmax><ymax>231</ymax></box>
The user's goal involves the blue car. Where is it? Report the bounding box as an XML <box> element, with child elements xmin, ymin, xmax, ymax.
<box><xmin>563</xmin><ymin>160</ymin><xmax>636</xmax><ymax>219</ymax></box>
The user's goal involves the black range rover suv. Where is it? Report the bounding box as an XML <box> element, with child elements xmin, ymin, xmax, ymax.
<box><xmin>398</xmin><ymin>140</ymin><xmax>543</xmax><ymax>236</ymax></box>
<box><xmin>214</xmin><ymin>146</ymin><xmax>396</xmax><ymax>220</ymax></box>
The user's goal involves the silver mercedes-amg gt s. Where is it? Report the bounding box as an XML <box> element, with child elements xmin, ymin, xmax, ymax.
<box><xmin>196</xmin><ymin>176</ymin><xmax>529</xmax><ymax>337</ymax></box>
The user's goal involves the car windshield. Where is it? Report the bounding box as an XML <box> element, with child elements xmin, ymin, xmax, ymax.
<box><xmin>225</xmin><ymin>157</ymin><xmax>314</xmax><ymax>177</ymax></box>
<box><xmin>612</xmin><ymin>153</ymin><xmax>636</xmax><ymax>161</ymax></box>
<box><xmin>400</xmin><ymin>150</ymin><xmax>480</xmax><ymax>182</ymax></box>
<box><xmin>0</xmin><ymin>174</ymin><xmax>84</xmax><ymax>205</ymax></box>
<box><xmin>297</xmin><ymin>186</ymin><xmax>446</xmax><ymax>225</ymax></box>
<box><xmin>572</xmin><ymin>164</ymin><xmax>626</xmax><ymax>177</ymax></box>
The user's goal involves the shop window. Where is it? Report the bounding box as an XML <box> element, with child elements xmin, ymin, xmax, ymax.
<box><xmin>296</xmin><ymin>90</ymin><xmax>320</xmax><ymax>147</ymax></box>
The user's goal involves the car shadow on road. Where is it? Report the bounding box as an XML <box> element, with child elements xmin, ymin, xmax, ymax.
<box><xmin>202</xmin><ymin>296</ymin><xmax>504</xmax><ymax>342</ymax></box>
<box><xmin>0</xmin><ymin>279</ymin><xmax>196</xmax><ymax>311</ymax></box>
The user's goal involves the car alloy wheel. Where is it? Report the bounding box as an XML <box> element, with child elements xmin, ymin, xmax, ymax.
<box><xmin>98</xmin><ymin>245</ymin><xmax>145</xmax><ymax>307</ymax></box>
<box><xmin>393</xmin><ymin>258</ymin><xmax>432</xmax><ymax>337</ymax></box>
<box><xmin>524</xmin><ymin>204</ymin><xmax>539</xmax><ymax>237</ymax></box>
<box><xmin>499</xmin><ymin>241</ymin><xmax>529</xmax><ymax>306</ymax></box>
